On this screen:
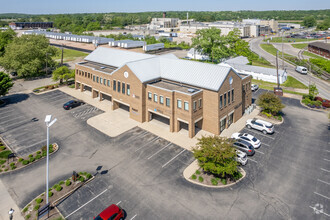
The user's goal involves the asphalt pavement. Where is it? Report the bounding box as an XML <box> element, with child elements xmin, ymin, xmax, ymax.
<box><xmin>249</xmin><ymin>38</ymin><xmax>330</xmax><ymax>100</ymax></box>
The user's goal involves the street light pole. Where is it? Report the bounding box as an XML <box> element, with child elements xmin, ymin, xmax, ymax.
<box><xmin>44</xmin><ymin>115</ymin><xmax>57</xmax><ymax>204</ymax></box>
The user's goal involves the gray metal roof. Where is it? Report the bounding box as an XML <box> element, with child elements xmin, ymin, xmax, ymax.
<box><xmin>308</xmin><ymin>42</ymin><xmax>330</xmax><ymax>52</ymax></box>
<box><xmin>84</xmin><ymin>47</ymin><xmax>236</xmax><ymax>91</ymax></box>
<box><xmin>227</xmin><ymin>63</ymin><xmax>286</xmax><ymax>77</ymax></box>
<box><xmin>224</xmin><ymin>56</ymin><xmax>249</xmax><ymax>65</ymax></box>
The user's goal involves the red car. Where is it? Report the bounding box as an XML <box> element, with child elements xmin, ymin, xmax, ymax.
<box><xmin>315</xmin><ymin>97</ymin><xmax>330</xmax><ymax>108</ymax></box>
<box><xmin>94</xmin><ymin>204</ymin><xmax>124</xmax><ymax>220</ymax></box>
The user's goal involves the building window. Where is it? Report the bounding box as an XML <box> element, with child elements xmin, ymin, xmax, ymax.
<box><xmin>154</xmin><ymin>94</ymin><xmax>158</xmax><ymax>102</ymax></box>
<box><xmin>159</xmin><ymin>96</ymin><xmax>164</xmax><ymax>104</ymax></box>
<box><xmin>232</xmin><ymin>89</ymin><xmax>234</xmax><ymax>102</ymax></box>
<box><xmin>104</xmin><ymin>79</ymin><xmax>106</xmax><ymax>86</ymax></box>
<box><xmin>122</xmin><ymin>82</ymin><xmax>125</xmax><ymax>94</ymax></box>
<box><xmin>117</xmin><ymin>81</ymin><xmax>120</xmax><ymax>92</ymax></box>
<box><xmin>100</xmin><ymin>78</ymin><xmax>103</xmax><ymax>84</ymax></box>
<box><xmin>148</xmin><ymin>92</ymin><xmax>152</xmax><ymax>100</ymax></box>
<box><xmin>224</xmin><ymin>93</ymin><xmax>227</xmax><ymax>107</ymax></box>
<box><xmin>166</xmin><ymin>98</ymin><xmax>170</xmax><ymax>107</ymax></box>
<box><xmin>228</xmin><ymin>91</ymin><xmax>231</xmax><ymax>104</ymax></box>
<box><xmin>107</xmin><ymin>80</ymin><xmax>110</xmax><ymax>87</ymax></box>
<box><xmin>199</xmin><ymin>99</ymin><xmax>202</xmax><ymax>108</ymax></box>
<box><xmin>193</xmin><ymin>101</ymin><xmax>197</xmax><ymax>111</ymax></box>
<box><xmin>113</xmin><ymin>80</ymin><xmax>116</xmax><ymax>91</ymax></box>
<box><xmin>220</xmin><ymin>95</ymin><xmax>223</xmax><ymax>108</ymax></box>
<box><xmin>93</xmin><ymin>75</ymin><xmax>95</xmax><ymax>82</ymax></box>
<box><xmin>96</xmin><ymin>76</ymin><xmax>99</xmax><ymax>83</ymax></box>
<box><xmin>228</xmin><ymin>113</ymin><xmax>234</xmax><ymax>126</ymax></box>
<box><xmin>88</xmin><ymin>73</ymin><xmax>90</xmax><ymax>78</ymax></box>
<box><xmin>127</xmin><ymin>84</ymin><xmax>130</xmax><ymax>96</ymax></box>
<box><xmin>220</xmin><ymin>118</ymin><xmax>226</xmax><ymax>132</ymax></box>
<box><xmin>85</xmin><ymin>72</ymin><xmax>87</xmax><ymax>77</ymax></box>
<box><xmin>184</xmin><ymin>101</ymin><xmax>189</xmax><ymax>111</ymax></box>
<box><xmin>177</xmin><ymin>99</ymin><xmax>182</xmax><ymax>109</ymax></box>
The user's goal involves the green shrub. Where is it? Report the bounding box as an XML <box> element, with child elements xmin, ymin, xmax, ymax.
<box><xmin>86</xmin><ymin>173</ymin><xmax>92</xmax><ymax>179</ymax></box>
<box><xmin>79</xmin><ymin>176</ymin><xmax>85</xmax><ymax>182</ymax></box>
<box><xmin>277</xmin><ymin>115</ymin><xmax>282</xmax><ymax>121</ymax></box>
<box><xmin>22</xmin><ymin>160</ymin><xmax>29</xmax><ymax>165</ymax></box>
<box><xmin>42</xmin><ymin>151</ymin><xmax>47</xmax><ymax>157</ymax></box>
<box><xmin>65</xmin><ymin>180</ymin><xmax>71</xmax><ymax>186</ymax></box>
<box><xmin>36</xmin><ymin>151</ymin><xmax>41</xmax><ymax>155</ymax></box>
<box><xmin>49</xmin><ymin>145</ymin><xmax>54</xmax><ymax>153</ymax></box>
<box><xmin>26</xmin><ymin>214</ymin><xmax>31</xmax><ymax>219</ymax></box>
<box><xmin>1</xmin><ymin>164</ymin><xmax>4</xmax><ymax>168</ymax></box>
<box><xmin>221</xmin><ymin>178</ymin><xmax>227</xmax><ymax>185</ymax></box>
<box><xmin>11</xmin><ymin>165</ymin><xmax>16</xmax><ymax>170</ymax></box>
<box><xmin>29</xmin><ymin>157</ymin><xmax>35</xmax><ymax>163</ymax></box>
<box><xmin>34</xmin><ymin>204</ymin><xmax>40</xmax><ymax>211</ymax></box>
<box><xmin>59</xmin><ymin>180</ymin><xmax>65</xmax><ymax>185</ymax></box>
<box><xmin>18</xmin><ymin>158</ymin><xmax>24</xmax><ymax>162</ymax></box>
<box><xmin>302</xmin><ymin>98</ymin><xmax>312</xmax><ymax>105</ymax></box>
<box><xmin>211</xmin><ymin>178</ymin><xmax>218</xmax><ymax>185</ymax></box>
<box><xmin>191</xmin><ymin>174</ymin><xmax>197</xmax><ymax>180</ymax></box>
<box><xmin>35</xmin><ymin>198</ymin><xmax>43</xmax><ymax>204</ymax></box>
<box><xmin>41</xmin><ymin>145</ymin><xmax>47</xmax><ymax>152</ymax></box>
<box><xmin>56</xmin><ymin>185</ymin><xmax>62</xmax><ymax>191</ymax></box>
<box><xmin>195</xmin><ymin>170</ymin><xmax>201</xmax><ymax>175</ymax></box>
<box><xmin>22</xmin><ymin>207</ymin><xmax>28</xmax><ymax>213</ymax></box>
<box><xmin>0</xmin><ymin>169</ymin><xmax>2</xmax><ymax>172</ymax></box>
<box><xmin>10</xmin><ymin>162</ymin><xmax>15</xmax><ymax>166</ymax></box>
<box><xmin>0</xmin><ymin>146</ymin><xmax>5</xmax><ymax>150</ymax></box>
<box><xmin>48</xmin><ymin>191</ymin><xmax>53</xmax><ymax>197</ymax></box>
<box><xmin>0</xmin><ymin>159</ymin><xmax>5</xmax><ymax>165</ymax></box>
<box><xmin>198</xmin><ymin>176</ymin><xmax>204</xmax><ymax>182</ymax></box>
<box><xmin>53</xmin><ymin>184</ymin><xmax>59</xmax><ymax>189</ymax></box>
<box><xmin>0</xmin><ymin>150</ymin><xmax>12</xmax><ymax>159</ymax></box>
<box><xmin>4</xmin><ymin>168</ymin><xmax>8</xmax><ymax>171</ymax></box>
<box><xmin>35</xmin><ymin>154</ymin><xmax>41</xmax><ymax>160</ymax></box>
<box><xmin>28</xmin><ymin>154</ymin><xmax>33</xmax><ymax>158</ymax></box>
<box><xmin>262</xmin><ymin>111</ymin><xmax>272</xmax><ymax>118</ymax></box>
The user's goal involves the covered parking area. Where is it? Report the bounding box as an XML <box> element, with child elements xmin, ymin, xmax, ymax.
<box><xmin>148</xmin><ymin>110</ymin><xmax>171</xmax><ymax>131</ymax></box>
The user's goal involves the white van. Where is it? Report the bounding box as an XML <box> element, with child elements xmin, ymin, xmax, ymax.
<box><xmin>296</xmin><ymin>66</ymin><xmax>308</xmax><ymax>74</ymax></box>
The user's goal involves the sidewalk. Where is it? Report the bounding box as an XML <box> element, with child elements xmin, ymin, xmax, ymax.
<box><xmin>0</xmin><ymin>180</ymin><xmax>24</xmax><ymax>220</ymax></box>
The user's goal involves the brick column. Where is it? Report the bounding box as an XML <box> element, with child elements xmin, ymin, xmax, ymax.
<box><xmin>80</xmin><ymin>84</ymin><xmax>84</xmax><ymax>92</ymax></box>
<box><xmin>169</xmin><ymin>116</ymin><xmax>174</xmax><ymax>132</ymax></box>
<box><xmin>174</xmin><ymin>119</ymin><xmax>180</xmax><ymax>132</ymax></box>
<box><xmin>92</xmin><ymin>89</ymin><xmax>98</xmax><ymax>98</ymax></box>
<box><xmin>188</xmin><ymin>120</ymin><xmax>195</xmax><ymax>138</ymax></box>
<box><xmin>75</xmin><ymin>82</ymin><xmax>79</xmax><ymax>90</ymax></box>
<box><xmin>99</xmin><ymin>93</ymin><xmax>103</xmax><ymax>101</ymax></box>
<box><xmin>112</xmin><ymin>101</ymin><xmax>119</xmax><ymax>110</ymax></box>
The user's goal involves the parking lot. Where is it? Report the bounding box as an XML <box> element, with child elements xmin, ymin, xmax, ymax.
<box><xmin>0</xmin><ymin>89</ymin><xmax>329</xmax><ymax>219</ymax></box>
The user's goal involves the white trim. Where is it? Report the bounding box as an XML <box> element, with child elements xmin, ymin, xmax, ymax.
<box><xmin>177</xmin><ymin>118</ymin><xmax>189</xmax><ymax>124</ymax></box>
<box><xmin>220</xmin><ymin>115</ymin><xmax>227</xmax><ymax>122</ymax></box>
<box><xmin>100</xmin><ymin>91</ymin><xmax>112</xmax><ymax>97</ymax></box>
<box><xmin>194</xmin><ymin>117</ymin><xmax>203</xmax><ymax>123</ymax></box>
<box><xmin>228</xmin><ymin>109</ymin><xmax>235</xmax><ymax>116</ymax></box>
<box><xmin>113</xmin><ymin>98</ymin><xmax>130</xmax><ymax>107</ymax></box>
<box><xmin>148</xmin><ymin>109</ymin><xmax>170</xmax><ymax>119</ymax></box>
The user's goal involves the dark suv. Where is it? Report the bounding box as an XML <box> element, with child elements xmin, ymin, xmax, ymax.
<box><xmin>233</xmin><ymin>139</ymin><xmax>255</xmax><ymax>156</ymax></box>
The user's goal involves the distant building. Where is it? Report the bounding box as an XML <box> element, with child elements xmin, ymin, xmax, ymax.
<box><xmin>278</xmin><ymin>23</ymin><xmax>301</xmax><ymax>30</ymax></box>
<box><xmin>308</xmin><ymin>42</ymin><xmax>330</xmax><ymax>59</ymax></box>
<box><xmin>148</xmin><ymin>13</ymin><xmax>179</xmax><ymax>32</ymax></box>
<box><xmin>9</xmin><ymin>22</ymin><xmax>53</xmax><ymax>30</ymax></box>
<box><xmin>186</xmin><ymin>48</ymin><xmax>210</xmax><ymax>60</ymax></box>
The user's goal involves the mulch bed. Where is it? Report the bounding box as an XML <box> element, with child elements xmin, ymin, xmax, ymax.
<box><xmin>258</xmin><ymin>112</ymin><xmax>282</xmax><ymax>122</ymax></box>
<box><xmin>22</xmin><ymin>172</ymin><xmax>93</xmax><ymax>220</ymax></box>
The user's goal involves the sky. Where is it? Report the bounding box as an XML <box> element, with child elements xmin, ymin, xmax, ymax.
<box><xmin>0</xmin><ymin>0</ymin><xmax>329</xmax><ymax>14</ymax></box>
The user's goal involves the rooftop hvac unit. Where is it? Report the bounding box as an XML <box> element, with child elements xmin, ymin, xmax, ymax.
<box><xmin>188</xmin><ymin>88</ymin><xmax>196</xmax><ymax>93</ymax></box>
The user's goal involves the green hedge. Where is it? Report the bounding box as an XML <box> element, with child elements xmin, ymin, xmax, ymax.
<box><xmin>310</xmin><ymin>58</ymin><xmax>330</xmax><ymax>73</ymax></box>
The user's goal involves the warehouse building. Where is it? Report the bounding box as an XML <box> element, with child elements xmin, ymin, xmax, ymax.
<box><xmin>75</xmin><ymin>48</ymin><xmax>252</xmax><ymax>138</ymax></box>
<box><xmin>9</xmin><ymin>22</ymin><xmax>53</xmax><ymax>30</ymax></box>
<box><xmin>308</xmin><ymin>42</ymin><xmax>330</xmax><ymax>59</ymax></box>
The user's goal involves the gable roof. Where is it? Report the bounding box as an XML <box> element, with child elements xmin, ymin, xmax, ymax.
<box><xmin>224</xmin><ymin>56</ymin><xmax>250</xmax><ymax>65</ymax></box>
<box><xmin>83</xmin><ymin>47</ymin><xmax>239</xmax><ymax>91</ymax></box>
<box><xmin>308</xmin><ymin>42</ymin><xmax>330</xmax><ymax>52</ymax></box>
<box><xmin>225</xmin><ymin>63</ymin><xmax>286</xmax><ymax>77</ymax></box>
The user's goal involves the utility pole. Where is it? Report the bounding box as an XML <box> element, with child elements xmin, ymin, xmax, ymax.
<box><xmin>281</xmin><ymin>31</ymin><xmax>284</xmax><ymax>69</ymax></box>
<box><xmin>61</xmin><ymin>44</ymin><xmax>64</xmax><ymax>66</ymax></box>
<box><xmin>276</xmin><ymin>50</ymin><xmax>280</xmax><ymax>88</ymax></box>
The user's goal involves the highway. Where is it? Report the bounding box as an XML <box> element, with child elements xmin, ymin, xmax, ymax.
<box><xmin>249</xmin><ymin>38</ymin><xmax>330</xmax><ymax>99</ymax></box>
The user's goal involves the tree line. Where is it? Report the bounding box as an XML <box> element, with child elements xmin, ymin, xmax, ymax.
<box><xmin>0</xmin><ymin>10</ymin><xmax>329</xmax><ymax>33</ymax></box>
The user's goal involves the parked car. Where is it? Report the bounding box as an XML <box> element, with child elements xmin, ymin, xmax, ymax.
<box><xmin>63</xmin><ymin>100</ymin><xmax>84</xmax><ymax>110</ymax></box>
<box><xmin>231</xmin><ymin>133</ymin><xmax>261</xmax><ymax>149</ymax></box>
<box><xmin>246</xmin><ymin>119</ymin><xmax>274</xmax><ymax>134</ymax></box>
<box><xmin>235</xmin><ymin>150</ymin><xmax>248</xmax><ymax>165</ymax></box>
<box><xmin>251</xmin><ymin>84</ymin><xmax>259</xmax><ymax>92</ymax></box>
<box><xmin>233</xmin><ymin>139</ymin><xmax>255</xmax><ymax>156</ymax></box>
<box><xmin>315</xmin><ymin>97</ymin><xmax>330</xmax><ymax>108</ymax></box>
<box><xmin>94</xmin><ymin>204</ymin><xmax>124</xmax><ymax>220</ymax></box>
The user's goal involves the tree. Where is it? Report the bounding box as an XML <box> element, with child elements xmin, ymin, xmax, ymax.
<box><xmin>303</xmin><ymin>16</ymin><xmax>317</xmax><ymax>27</ymax></box>
<box><xmin>0</xmin><ymin>35</ymin><xmax>58</xmax><ymax>78</ymax></box>
<box><xmin>0</xmin><ymin>29</ymin><xmax>16</xmax><ymax>56</ymax></box>
<box><xmin>256</xmin><ymin>92</ymin><xmax>285</xmax><ymax>115</ymax></box>
<box><xmin>0</xmin><ymin>71</ymin><xmax>13</xmax><ymax>97</ymax></box>
<box><xmin>52</xmin><ymin>66</ymin><xmax>74</xmax><ymax>84</ymax></box>
<box><xmin>192</xmin><ymin>136</ymin><xmax>239</xmax><ymax>178</ymax></box>
<box><xmin>317</xmin><ymin>17</ymin><xmax>330</xmax><ymax>30</ymax></box>
<box><xmin>308</xmin><ymin>83</ymin><xmax>318</xmax><ymax>99</ymax></box>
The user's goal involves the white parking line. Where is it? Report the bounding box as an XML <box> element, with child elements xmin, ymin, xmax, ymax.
<box><xmin>314</xmin><ymin>192</ymin><xmax>330</xmax><ymax>200</ymax></box>
<box><xmin>0</xmin><ymin>113</ymin><xmax>21</xmax><ymax>120</ymax></box>
<box><xmin>309</xmin><ymin>206</ymin><xmax>330</xmax><ymax>217</ymax></box>
<box><xmin>130</xmin><ymin>214</ymin><xmax>137</xmax><ymax>220</ymax></box>
<box><xmin>24</xmin><ymin>139</ymin><xmax>47</xmax><ymax>149</ymax></box>
<box><xmin>148</xmin><ymin>143</ymin><xmax>171</xmax><ymax>160</ymax></box>
<box><xmin>323</xmin><ymin>158</ymin><xmax>330</xmax><ymax>162</ymax></box>
<box><xmin>120</xmin><ymin>131</ymin><xmax>148</xmax><ymax>145</ymax></box>
<box><xmin>262</xmin><ymin>143</ymin><xmax>270</xmax><ymax>147</ymax></box>
<box><xmin>255</xmin><ymin>149</ymin><xmax>264</xmax><ymax>154</ymax></box>
<box><xmin>0</xmin><ymin>109</ymin><xmax>15</xmax><ymax>115</ymax></box>
<box><xmin>116</xmin><ymin>201</ymin><xmax>121</xmax><ymax>205</ymax></box>
<box><xmin>249</xmin><ymin>158</ymin><xmax>258</xmax><ymax>163</ymax></box>
<box><xmin>64</xmin><ymin>189</ymin><xmax>108</xmax><ymax>219</ymax></box>
<box><xmin>244</xmin><ymin>129</ymin><xmax>275</xmax><ymax>140</ymax></box>
<box><xmin>162</xmin><ymin>149</ymin><xmax>186</xmax><ymax>168</ymax></box>
<box><xmin>325</xmin><ymin>150</ymin><xmax>330</xmax><ymax>153</ymax></box>
<box><xmin>317</xmin><ymin>179</ymin><xmax>330</xmax><ymax>186</ymax></box>
<box><xmin>0</xmin><ymin>115</ymin><xmax>25</xmax><ymax>125</ymax></box>
<box><xmin>0</xmin><ymin>119</ymin><xmax>29</xmax><ymax>129</ymax></box>
<box><xmin>134</xmin><ymin>137</ymin><xmax>159</xmax><ymax>152</ymax></box>
<box><xmin>321</xmin><ymin>168</ymin><xmax>330</xmax><ymax>173</ymax></box>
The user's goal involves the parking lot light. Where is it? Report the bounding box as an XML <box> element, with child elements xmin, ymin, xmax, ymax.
<box><xmin>44</xmin><ymin>115</ymin><xmax>57</xmax><ymax>204</ymax></box>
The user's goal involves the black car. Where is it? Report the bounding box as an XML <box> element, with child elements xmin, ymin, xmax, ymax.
<box><xmin>233</xmin><ymin>139</ymin><xmax>255</xmax><ymax>156</ymax></box>
<box><xmin>63</xmin><ymin>100</ymin><xmax>84</xmax><ymax>110</ymax></box>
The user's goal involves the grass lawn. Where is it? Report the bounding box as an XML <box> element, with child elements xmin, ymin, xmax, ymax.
<box><xmin>53</xmin><ymin>48</ymin><xmax>88</xmax><ymax>62</ymax></box>
<box><xmin>303</xmin><ymin>51</ymin><xmax>327</xmax><ymax>60</ymax></box>
<box><xmin>281</xmin><ymin>76</ymin><xmax>308</xmax><ymax>89</ymax></box>
<box><xmin>251</xmin><ymin>60</ymin><xmax>275</xmax><ymax>68</ymax></box>
<box><xmin>291</xmin><ymin>43</ymin><xmax>308</xmax><ymax>49</ymax></box>
<box><xmin>260</xmin><ymin>44</ymin><xmax>294</xmax><ymax>58</ymax></box>
<box><xmin>263</xmin><ymin>37</ymin><xmax>321</xmax><ymax>43</ymax></box>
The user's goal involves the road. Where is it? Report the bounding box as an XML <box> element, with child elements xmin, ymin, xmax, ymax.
<box><xmin>249</xmin><ymin>38</ymin><xmax>330</xmax><ymax>99</ymax></box>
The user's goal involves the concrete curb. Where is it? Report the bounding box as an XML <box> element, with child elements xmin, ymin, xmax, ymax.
<box><xmin>183</xmin><ymin>160</ymin><xmax>246</xmax><ymax>188</ymax></box>
<box><xmin>32</xmin><ymin>87</ymin><xmax>60</xmax><ymax>95</ymax></box>
<box><xmin>255</xmin><ymin>115</ymin><xmax>284</xmax><ymax>125</ymax></box>
<box><xmin>299</xmin><ymin>100</ymin><xmax>329</xmax><ymax>113</ymax></box>
<box><xmin>0</xmin><ymin>143</ymin><xmax>59</xmax><ymax>176</ymax></box>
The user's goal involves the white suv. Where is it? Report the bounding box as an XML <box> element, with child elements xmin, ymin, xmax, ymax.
<box><xmin>246</xmin><ymin>119</ymin><xmax>274</xmax><ymax>134</ymax></box>
<box><xmin>231</xmin><ymin>133</ymin><xmax>261</xmax><ymax>149</ymax></box>
<box><xmin>235</xmin><ymin>150</ymin><xmax>248</xmax><ymax>166</ymax></box>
